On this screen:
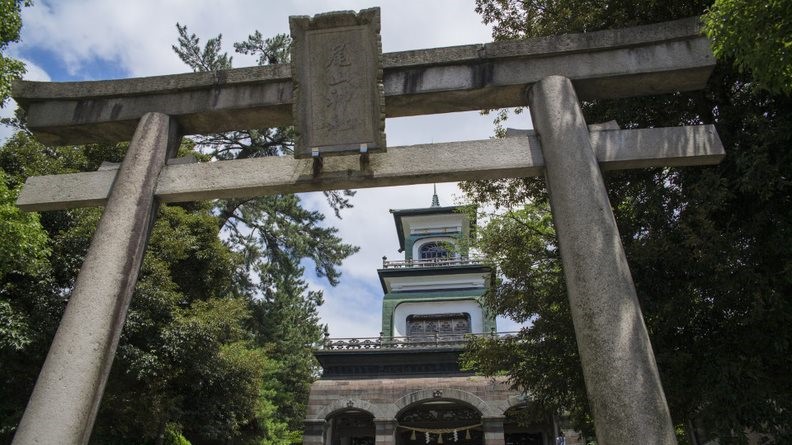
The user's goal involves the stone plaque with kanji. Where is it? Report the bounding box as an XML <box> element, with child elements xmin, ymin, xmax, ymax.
<box><xmin>290</xmin><ymin>8</ymin><xmax>386</xmax><ymax>158</ymax></box>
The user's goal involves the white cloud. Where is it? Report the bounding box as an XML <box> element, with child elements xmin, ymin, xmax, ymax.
<box><xmin>310</xmin><ymin>275</ymin><xmax>383</xmax><ymax>338</ymax></box>
<box><xmin>19</xmin><ymin>58</ymin><xmax>51</xmax><ymax>82</ymax></box>
<box><xmin>18</xmin><ymin>0</ymin><xmax>494</xmax><ymax>79</ymax></box>
<box><xmin>0</xmin><ymin>107</ymin><xmax>17</xmax><ymax>143</ymax></box>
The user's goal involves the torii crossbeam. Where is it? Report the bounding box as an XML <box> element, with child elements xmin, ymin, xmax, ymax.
<box><xmin>11</xmin><ymin>12</ymin><xmax>722</xmax><ymax>445</ymax></box>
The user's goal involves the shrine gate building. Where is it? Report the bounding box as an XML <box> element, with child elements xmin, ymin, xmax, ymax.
<box><xmin>303</xmin><ymin>192</ymin><xmax>576</xmax><ymax>445</ymax></box>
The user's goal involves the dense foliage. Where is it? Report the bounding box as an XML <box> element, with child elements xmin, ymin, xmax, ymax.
<box><xmin>0</xmin><ymin>20</ymin><xmax>356</xmax><ymax>445</ymax></box>
<box><xmin>0</xmin><ymin>0</ymin><xmax>30</xmax><ymax>108</ymax></box>
<box><xmin>703</xmin><ymin>0</ymin><xmax>792</xmax><ymax>95</ymax></box>
<box><xmin>462</xmin><ymin>1</ymin><xmax>792</xmax><ymax>444</ymax></box>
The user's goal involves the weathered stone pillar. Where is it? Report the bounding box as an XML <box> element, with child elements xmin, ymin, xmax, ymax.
<box><xmin>13</xmin><ymin>113</ymin><xmax>179</xmax><ymax>445</ymax></box>
<box><xmin>527</xmin><ymin>74</ymin><xmax>677</xmax><ymax>445</ymax></box>
<box><xmin>304</xmin><ymin>419</ymin><xmax>327</xmax><ymax>445</ymax></box>
<box><xmin>374</xmin><ymin>419</ymin><xmax>397</xmax><ymax>445</ymax></box>
<box><xmin>482</xmin><ymin>417</ymin><xmax>506</xmax><ymax>445</ymax></box>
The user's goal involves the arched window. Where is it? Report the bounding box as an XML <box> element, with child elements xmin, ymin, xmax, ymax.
<box><xmin>419</xmin><ymin>242</ymin><xmax>449</xmax><ymax>260</ymax></box>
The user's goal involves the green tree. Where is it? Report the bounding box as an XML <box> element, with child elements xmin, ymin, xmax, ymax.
<box><xmin>463</xmin><ymin>1</ymin><xmax>792</xmax><ymax>443</ymax></box>
<box><xmin>0</xmin><ymin>169</ymin><xmax>48</xmax><ymax>354</ymax></box>
<box><xmin>171</xmin><ymin>25</ymin><xmax>357</xmax><ymax>441</ymax></box>
<box><xmin>0</xmin><ymin>170</ymin><xmax>48</xmax><ymax>281</ymax></box>
<box><xmin>250</xmin><ymin>260</ymin><xmax>326</xmax><ymax>431</ymax></box>
<box><xmin>0</xmin><ymin>133</ymin><xmax>105</xmax><ymax>441</ymax></box>
<box><xmin>460</xmin><ymin>203</ymin><xmax>593</xmax><ymax>432</ymax></box>
<box><xmin>0</xmin><ymin>0</ymin><xmax>30</xmax><ymax>108</ymax></box>
<box><xmin>0</xmin><ymin>133</ymin><xmax>349</xmax><ymax>445</ymax></box>
<box><xmin>88</xmin><ymin>203</ymin><xmax>264</xmax><ymax>443</ymax></box>
<box><xmin>171</xmin><ymin>24</ymin><xmax>357</xmax><ymax>284</ymax></box>
<box><xmin>703</xmin><ymin>0</ymin><xmax>792</xmax><ymax>95</ymax></box>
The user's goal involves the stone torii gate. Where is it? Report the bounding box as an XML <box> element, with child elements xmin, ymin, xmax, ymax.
<box><xmin>11</xmin><ymin>9</ymin><xmax>723</xmax><ymax>445</ymax></box>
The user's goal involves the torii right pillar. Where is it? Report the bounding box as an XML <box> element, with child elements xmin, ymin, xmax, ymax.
<box><xmin>528</xmin><ymin>75</ymin><xmax>677</xmax><ymax>445</ymax></box>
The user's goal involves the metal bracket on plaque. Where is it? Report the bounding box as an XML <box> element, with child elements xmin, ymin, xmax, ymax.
<box><xmin>311</xmin><ymin>148</ymin><xmax>323</xmax><ymax>177</ymax></box>
<box><xmin>359</xmin><ymin>143</ymin><xmax>372</xmax><ymax>176</ymax></box>
<box><xmin>311</xmin><ymin>143</ymin><xmax>372</xmax><ymax>178</ymax></box>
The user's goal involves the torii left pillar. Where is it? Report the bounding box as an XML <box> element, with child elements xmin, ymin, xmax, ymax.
<box><xmin>12</xmin><ymin>112</ymin><xmax>180</xmax><ymax>445</ymax></box>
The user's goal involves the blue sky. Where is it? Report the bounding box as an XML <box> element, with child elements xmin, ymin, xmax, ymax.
<box><xmin>3</xmin><ymin>0</ymin><xmax>529</xmax><ymax>337</ymax></box>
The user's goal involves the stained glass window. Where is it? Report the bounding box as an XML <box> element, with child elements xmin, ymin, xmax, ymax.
<box><xmin>419</xmin><ymin>242</ymin><xmax>449</xmax><ymax>260</ymax></box>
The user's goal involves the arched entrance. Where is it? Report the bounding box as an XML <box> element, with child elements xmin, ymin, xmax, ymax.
<box><xmin>396</xmin><ymin>400</ymin><xmax>483</xmax><ymax>445</ymax></box>
<box><xmin>326</xmin><ymin>409</ymin><xmax>376</xmax><ymax>445</ymax></box>
<box><xmin>502</xmin><ymin>405</ymin><xmax>552</xmax><ymax>445</ymax></box>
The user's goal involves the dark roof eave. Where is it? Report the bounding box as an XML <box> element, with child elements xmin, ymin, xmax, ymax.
<box><xmin>390</xmin><ymin>205</ymin><xmax>463</xmax><ymax>216</ymax></box>
<box><xmin>376</xmin><ymin>264</ymin><xmax>492</xmax><ymax>293</ymax></box>
<box><xmin>314</xmin><ymin>346</ymin><xmax>465</xmax><ymax>358</ymax></box>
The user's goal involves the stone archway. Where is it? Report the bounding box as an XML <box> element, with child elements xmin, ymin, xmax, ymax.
<box><xmin>314</xmin><ymin>399</ymin><xmax>387</xmax><ymax>421</ymax></box>
<box><xmin>395</xmin><ymin>399</ymin><xmax>483</xmax><ymax>445</ymax></box>
<box><xmin>389</xmin><ymin>389</ymin><xmax>500</xmax><ymax>445</ymax></box>
<box><xmin>324</xmin><ymin>408</ymin><xmax>377</xmax><ymax>445</ymax></box>
<box><xmin>390</xmin><ymin>388</ymin><xmax>498</xmax><ymax>419</ymax></box>
<box><xmin>305</xmin><ymin>400</ymin><xmax>384</xmax><ymax>445</ymax></box>
<box><xmin>501</xmin><ymin>403</ymin><xmax>554</xmax><ymax>445</ymax></box>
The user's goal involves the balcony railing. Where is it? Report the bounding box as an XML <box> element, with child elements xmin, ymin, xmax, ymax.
<box><xmin>381</xmin><ymin>255</ymin><xmax>486</xmax><ymax>269</ymax></box>
<box><xmin>317</xmin><ymin>331</ymin><xmax>517</xmax><ymax>351</ymax></box>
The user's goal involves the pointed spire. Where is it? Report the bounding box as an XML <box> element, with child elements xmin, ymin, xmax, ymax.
<box><xmin>430</xmin><ymin>184</ymin><xmax>440</xmax><ymax>207</ymax></box>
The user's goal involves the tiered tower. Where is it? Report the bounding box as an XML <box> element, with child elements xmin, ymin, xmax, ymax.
<box><xmin>303</xmin><ymin>191</ymin><xmax>559</xmax><ymax>445</ymax></box>
<box><xmin>380</xmin><ymin>188</ymin><xmax>496</xmax><ymax>343</ymax></box>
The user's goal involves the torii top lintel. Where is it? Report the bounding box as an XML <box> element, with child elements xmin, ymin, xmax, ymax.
<box><xmin>11</xmin><ymin>16</ymin><xmax>714</xmax><ymax>146</ymax></box>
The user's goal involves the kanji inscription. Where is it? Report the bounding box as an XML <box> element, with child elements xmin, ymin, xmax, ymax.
<box><xmin>290</xmin><ymin>8</ymin><xmax>386</xmax><ymax>158</ymax></box>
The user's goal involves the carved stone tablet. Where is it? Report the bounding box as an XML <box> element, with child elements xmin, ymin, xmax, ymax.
<box><xmin>290</xmin><ymin>8</ymin><xmax>386</xmax><ymax>158</ymax></box>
